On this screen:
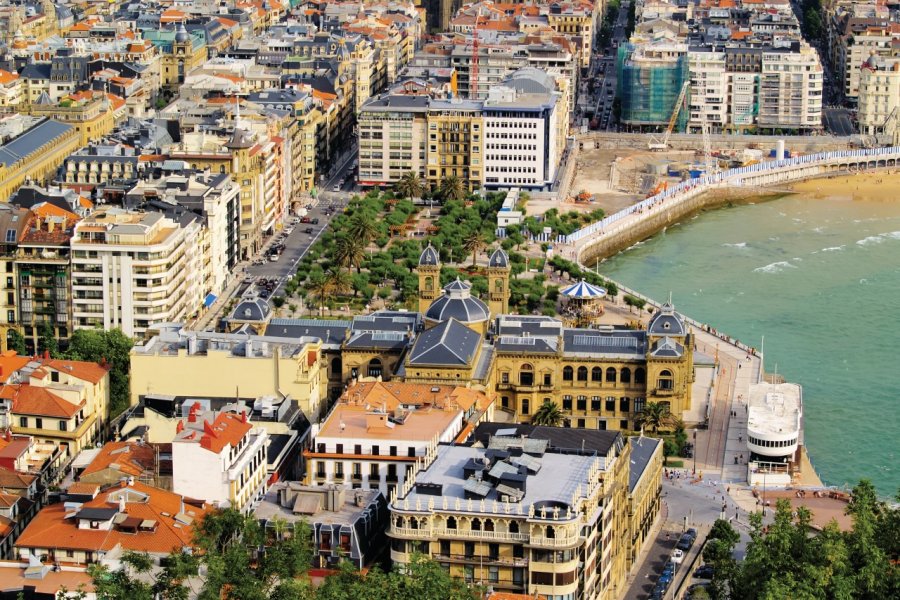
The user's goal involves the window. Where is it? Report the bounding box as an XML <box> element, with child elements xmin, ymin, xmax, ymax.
<box><xmin>59</xmin><ymin>420</ymin><xmax>67</xmax><ymax>431</ymax></box>
<box><xmin>485</xmin><ymin>520</ymin><xmax>495</xmax><ymax>532</ymax></box>
<box><xmin>447</xmin><ymin>516</ymin><xmax>457</xmax><ymax>529</ymax></box>
<box><xmin>605</xmin><ymin>397</ymin><xmax>615</xmax><ymax>412</ymax></box>
<box><xmin>634</xmin><ymin>368</ymin><xmax>646</xmax><ymax>384</ymax></box>
<box><xmin>606</xmin><ymin>367</ymin><xmax>617</xmax><ymax>383</ymax></box>
<box><xmin>599</xmin><ymin>420</ymin><xmax>607</xmax><ymax>430</ymax></box>
<box><xmin>336</xmin><ymin>444</ymin><xmax>343</xmax><ymax>454</ymax></box>
<box><xmin>562</xmin><ymin>366</ymin><xmax>573</xmax><ymax>381</ymax></box>
<box><xmin>488</xmin><ymin>566</ymin><xmax>499</xmax><ymax>583</ymax></box>
<box><xmin>372</xmin><ymin>445</ymin><xmax>379</xmax><ymax>456</ymax></box>
<box><xmin>354</xmin><ymin>444</ymin><xmax>362</xmax><ymax>454</ymax></box>
<box><xmin>35</xmin><ymin>418</ymin><xmax>42</xmax><ymax>429</ymax></box>
<box><xmin>635</xmin><ymin>397</ymin><xmax>646</xmax><ymax>413</ymax></box>
<box><xmin>408</xmin><ymin>447</ymin><xmax>416</xmax><ymax>457</ymax></box>
<box><xmin>620</xmin><ymin>419</ymin><xmax>629</xmax><ymax>430</ymax></box>
<box><xmin>5</xmin><ymin>229</ymin><xmax>15</xmax><ymax>243</ymax></box>
<box><xmin>591</xmin><ymin>366</ymin><xmax>603</xmax><ymax>382</ymax></box>
<box><xmin>620</xmin><ymin>367</ymin><xmax>632</xmax><ymax>384</ymax></box>
<box><xmin>577</xmin><ymin>366</ymin><xmax>588</xmax><ymax>381</ymax></box>
<box><xmin>591</xmin><ymin>396</ymin><xmax>601</xmax><ymax>411</ymax></box>
<box><xmin>519</xmin><ymin>364</ymin><xmax>534</xmax><ymax>386</ymax></box>
<box><xmin>522</xmin><ymin>399</ymin><xmax>530</xmax><ymax>414</ymax></box>
<box><xmin>509</xmin><ymin>521</ymin><xmax>519</xmax><ymax>533</ymax></box>
<box><xmin>389</xmin><ymin>446</ymin><xmax>397</xmax><ymax>456</ymax></box>
<box><xmin>367</xmin><ymin>358</ymin><xmax>383</xmax><ymax>378</ymax></box>
<box><xmin>501</xmin><ymin>371</ymin><xmax>509</xmax><ymax>384</ymax></box>
<box><xmin>543</xmin><ymin>373</ymin><xmax>552</xmax><ymax>386</ymax></box>
<box><xmin>440</xmin><ymin>540</ymin><xmax>450</xmax><ymax>555</ymax></box>
<box><xmin>18</xmin><ymin>417</ymin><xmax>26</xmax><ymax>428</ymax></box>
<box><xmin>562</xmin><ymin>395</ymin><xmax>572</xmax><ymax>410</ymax></box>
<box><xmin>657</xmin><ymin>370</ymin><xmax>674</xmax><ymax>391</ymax></box>
<box><xmin>620</xmin><ymin>397</ymin><xmax>630</xmax><ymax>412</ymax></box>
<box><xmin>577</xmin><ymin>396</ymin><xmax>587</xmax><ymax>411</ymax></box>
<box><xmin>472</xmin><ymin>518</ymin><xmax>482</xmax><ymax>531</ymax></box>
<box><xmin>501</xmin><ymin>396</ymin><xmax>509</xmax><ymax>408</ymax></box>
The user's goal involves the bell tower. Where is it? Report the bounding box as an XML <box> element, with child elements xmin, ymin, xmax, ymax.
<box><xmin>417</xmin><ymin>244</ymin><xmax>441</xmax><ymax>314</ymax></box>
<box><xmin>487</xmin><ymin>247</ymin><xmax>511</xmax><ymax>316</ymax></box>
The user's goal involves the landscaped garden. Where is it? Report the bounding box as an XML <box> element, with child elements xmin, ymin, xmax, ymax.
<box><xmin>273</xmin><ymin>174</ymin><xmax>618</xmax><ymax>319</ymax></box>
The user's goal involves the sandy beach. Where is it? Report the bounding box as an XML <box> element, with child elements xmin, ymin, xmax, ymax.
<box><xmin>788</xmin><ymin>171</ymin><xmax>900</xmax><ymax>202</ymax></box>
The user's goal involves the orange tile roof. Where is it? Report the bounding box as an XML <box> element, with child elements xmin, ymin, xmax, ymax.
<box><xmin>160</xmin><ymin>8</ymin><xmax>187</xmax><ymax>22</ymax></box>
<box><xmin>178</xmin><ymin>411</ymin><xmax>252</xmax><ymax>454</ymax></box>
<box><xmin>80</xmin><ymin>442</ymin><xmax>155</xmax><ymax>479</ymax></box>
<box><xmin>65</xmin><ymin>482</ymin><xmax>100</xmax><ymax>495</ymax></box>
<box><xmin>30</xmin><ymin>202</ymin><xmax>80</xmax><ymax>224</ymax></box>
<box><xmin>7</xmin><ymin>385</ymin><xmax>84</xmax><ymax>419</ymax></box>
<box><xmin>342</xmin><ymin>381</ymin><xmax>491</xmax><ymax>413</ymax></box>
<box><xmin>0</xmin><ymin>353</ymin><xmax>30</xmax><ymax>384</ymax></box>
<box><xmin>16</xmin><ymin>481</ymin><xmax>212</xmax><ymax>556</ymax></box>
<box><xmin>0</xmin><ymin>563</ymin><xmax>93</xmax><ymax>595</ymax></box>
<box><xmin>44</xmin><ymin>358</ymin><xmax>109</xmax><ymax>384</ymax></box>
<box><xmin>0</xmin><ymin>70</ymin><xmax>18</xmax><ymax>85</ymax></box>
<box><xmin>218</xmin><ymin>17</ymin><xmax>239</xmax><ymax>27</ymax></box>
<box><xmin>0</xmin><ymin>467</ymin><xmax>36</xmax><ymax>490</ymax></box>
<box><xmin>0</xmin><ymin>492</ymin><xmax>20</xmax><ymax>509</ymax></box>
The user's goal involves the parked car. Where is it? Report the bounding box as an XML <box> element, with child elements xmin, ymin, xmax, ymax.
<box><xmin>300</xmin><ymin>216</ymin><xmax>311</xmax><ymax>223</ymax></box>
<box><xmin>332</xmin><ymin>184</ymin><xmax>341</xmax><ymax>192</ymax></box>
<box><xmin>694</xmin><ymin>564</ymin><xmax>715</xmax><ymax>579</ymax></box>
<box><xmin>676</xmin><ymin>535</ymin><xmax>694</xmax><ymax>552</ymax></box>
<box><xmin>311</xmin><ymin>217</ymin><xmax>320</xmax><ymax>224</ymax></box>
<box><xmin>672</xmin><ymin>549</ymin><xmax>685</xmax><ymax>564</ymax></box>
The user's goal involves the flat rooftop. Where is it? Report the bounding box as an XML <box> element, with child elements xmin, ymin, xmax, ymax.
<box><xmin>317</xmin><ymin>403</ymin><xmax>460</xmax><ymax>442</ymax></box>
<box><xmin>748</xmin><ymin>382</ymin><xmax>802</xmax><ymax>437</ymax></box>
<box><xmin>399</xmin><ymin>445</ymin><xmax>598</xmax><ymax>516</ymax></box>
<box><xmin>254</xmin><ymin>483</ymin><xmax>380</xmax><ymax>526</ymax></box>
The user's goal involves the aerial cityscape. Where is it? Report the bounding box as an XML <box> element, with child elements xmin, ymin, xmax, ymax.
<box><xmin>0</xmin><ymin>0</ymin><xmax>896</xmax><ymax>598</ymax></box>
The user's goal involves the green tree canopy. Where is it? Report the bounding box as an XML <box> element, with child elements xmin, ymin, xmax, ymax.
<box><xmin>65</xmin><ymin>328</ymin><xmax>133</xmax><ymax>417</ymax></box>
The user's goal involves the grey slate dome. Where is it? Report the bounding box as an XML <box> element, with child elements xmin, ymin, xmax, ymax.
<box><xmin>647</xmin><ymin>302</ymin><xmax>686</xmax><ymax>336</ymax></box>
<box><xmin>425</xmin><ymin>278</ymin><xmax>490</xmax><ymax>324</ymax></box>
<box><xmin>175</xmin><ymin>23</ymin><xmax>190</xmax><ymax>43</ymax></box>
<box><xmin>418</xmin><ymin>244</ymin><xmax>440</xmax><ymax>266</ymax></box>
<box><xmin>229</xmin><ymin>298</ymin><xmax>270</xmax><ymax>322</ymax></box>
<box><xmin>488</xmin><ymin>247</ymin><xmax>509</xmax><ymax>268</ymax></box>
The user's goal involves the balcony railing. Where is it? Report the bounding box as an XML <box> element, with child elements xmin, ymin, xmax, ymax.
<box><xmin>432</xmin><ymin>553</ymin><xmax>529</xmax><ymax>567</ymax></box>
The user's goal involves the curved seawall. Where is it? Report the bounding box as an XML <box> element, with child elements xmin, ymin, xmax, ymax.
<box><xmin>569</xmin><ymin>147</ymin><xmax>900</xmax><ymax>265</ymax></box>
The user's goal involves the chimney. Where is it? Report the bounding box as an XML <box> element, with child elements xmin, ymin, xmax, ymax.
<box><xmin>119</xmin><ymin>494</ymin><xmax>126</xmax><ymax>513</ymax></box>
<box><xmin>43</xmin><ymin>350</ymin><xmax>50</xmax><ymax>359</ymax></box>
<box><xmin>241</xmin><ymin>410</ymin><xmax>247</xmax><ymax>423</ymax></box>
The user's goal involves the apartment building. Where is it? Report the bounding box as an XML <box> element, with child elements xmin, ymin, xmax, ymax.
<box><xmin>858</xmin><ymin>57</ymin><xmax>900</xmax><ymax>138</ymax></box>
<box><xmin>125</xmin><ymin>171</ymin><xmax>241</xmax><ymax>289</ymax></box>
<box><xmin>357</xmin><ymin>95</ymin><xmax>429</xmax><ymax>188</ymax></box>
<box><xmin>1</xmin><ymin>354</ymin><xmax>110</xmax><ymax>457</ymax></box>
<box><xmin>15</xmin><ymin>480</ymin><xmax>212</xmax><ymax>565</ymax></box>
<box><xmin>757</xmin><ymin>43</ymin><xmax>823</xmax><ymax>134</ymax></box>
<box><xmin>626</xmin><ymin>436</ymin><xmax>663</xmax><ymax>570</ymax></box>
<box><xmin>70</xmin><ymin>209</ymin><xmax>204</xmax><ymax>338</ymax></box>
<box><xmin>0</xmin><ymin>205</ymin><xmax>30</xmax><ymax>352</ymax></box>
<box><xmin>389</xmin><ymin>426</ymin><xmax>632</xmax><ymax>600</ymax></box>
<box><xmin>0</xmin><ymin>119</ymin><xmax>81</xmax><ymax>202</ymax></box>
<box><xmin>29</xmin><ymin>91</ymin><xmax>127</xmax><ymax>147</ymax></box>
<box><xmin>172</xmin><ymin>406</ymin><xmax>269</xmax><ymax>512</ymax></box>
<box><xmin>305</xmin><ymin>381</ymin><xmax>494</xmax><ymax>496</ymax></box>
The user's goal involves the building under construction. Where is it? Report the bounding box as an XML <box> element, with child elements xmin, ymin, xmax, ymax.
<box><xmin>617</xmin><ymin>42</ymin><xmax>690</xmax><ymax>132</ymax></box>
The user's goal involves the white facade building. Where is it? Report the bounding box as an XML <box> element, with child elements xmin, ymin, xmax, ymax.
<box><xmin>172</xmin><ymin>406</ymin><xmax>269</xmax><ymax>512</ymax></box>
<box><xmin>482</xmin><ymin>69</ymin><xmax>563</xmax><ymax>190</ymax></box>
<box><xmin>758</xmin><ymin>43</ymin><xmax>823</xmax><ymax>133</ymax></box>
<box><xmin>858</xmin><ymin>58</ymin><xmax>900</xmax><ymax>138</ymax></box>
<box><xmin>747</xmin><ymin>382</ymin><xmax>802</xmax><ymax>488</ymax></box>
<box><xmin>70</xmin><ymin>209</ymin><xmax>205</xmax><ymax>338</ymax></box>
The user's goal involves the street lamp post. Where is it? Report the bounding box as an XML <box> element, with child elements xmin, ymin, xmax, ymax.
<box><xmin>692</xmin><ymin>430</ymin><xmax>697</xmax><ymax>475</ymax></box>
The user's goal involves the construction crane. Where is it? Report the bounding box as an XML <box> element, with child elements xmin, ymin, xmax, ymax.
<box><xmin>648</xmin><ymin>81</ymin><xmax>690</xmax><ymax>151</ymax></box>
<box><xmin>701</xmin><ymin>117</ymin><xmax>717</xmax><ymax>175</ymax></box>
<box><xmin>470</xmin><ymin>13</ymin><xmax>482</xmax><ymax>99</ymax></box>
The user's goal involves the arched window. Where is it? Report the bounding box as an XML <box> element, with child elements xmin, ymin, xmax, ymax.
<box><xmin>331</xmin><ymin>356</ymin><xmax>342</xmax><ymax>376</ymax></box>
<box><xmin>577</xmin><ymin>366</ymin><xmax>588</xmax><ymax>381</ymax></box>
<box><xmin>410</xmin><ymin>518</ymin><xmax>419</xmax><ymax>530</ymax></box>
<box><xmin>657</xmin><ymin>370</ymin><xmax>674</xmax><ymax>391</ymax></box>
<box><xmin>546</xmin><ymin>526</ymin><xmax>555</xmax><ymax>539</ymax></box>
<box><xmin>484</xmin><ymin>519</ymin><xmax>495</xmax><ymax>532</ymax></box>
<box><xmin>471</xmin><ymin>518</ymin><xmax>482</xmax><ymax>531</ymax></box>
<box><xmin>591</xmin><ymin>367</ymin><xmax>603</xmax><ymax>382</ymax></box>
<box><xmin>563</xmin><ymin>366</ymin><xmax>574</xmax><ymax>381</ymax></box>
<box><xmin>519</xmin><ymin>363</ymin><xmax>534</xmax><ymax>386</ymax></box>
<box><xmin>447</xmin><ymin>516</ymin><xmax>457</xmax><ymax>530</ymax></box>
<box><xmin>509</xmin><ymin>521</ymin><xmax>519</xmax><ymax>533</ymax></box>
<box><xmin>620</xmin><ymin>367</ymin><xmax>631</xmax><ymax>384</ymax></box>
<box><xmin>495</xmin><ymin>279</ymin><xmax>503</xmax><ymax>292</ymax></box>
<box><xmin>367</xmin><ymin>358</ymin><xmax>383</xmax><ymax>378</ymax></box>
<box><xmin>395</xmin><ymin>517</ymin><xmax>404</xmax><ymax>528</ymax></box>
<box><xmin>606</xmin><ymin>367</ymin><xmax>617</xmax><ymax>383</ymax></box>
<box><xmin>424</xmin><ymin>276</ymin><xmax>433</xmax><ymax>291</ymax></box>
<box><xmin>634</xmin><ymin>367</ymin><xmax>646</xmax><ymax>385</ymax></box>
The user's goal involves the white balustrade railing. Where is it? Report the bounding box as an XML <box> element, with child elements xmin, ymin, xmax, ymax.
<box><xmin>564</xmin><ymin>146</ymin><xmax>900</xmax><ymax>246</ymax></box>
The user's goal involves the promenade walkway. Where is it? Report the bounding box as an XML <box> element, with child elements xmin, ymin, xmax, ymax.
<box><xmin>566</xmin><ymin>146</ymin><xmax>900</xmax><ymax>263</ymax></box>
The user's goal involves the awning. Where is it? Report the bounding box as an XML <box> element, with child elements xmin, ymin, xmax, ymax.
<box><xmin>203</xmin><ymin>293</ymin><xmax>217</xmax><ymax>308</ymax></box>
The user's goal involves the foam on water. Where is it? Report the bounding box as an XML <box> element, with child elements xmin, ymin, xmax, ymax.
<box><xmin>600</xmin><ymin>195</ymin><xmax>900</xmax><ymax>497</ymax></box>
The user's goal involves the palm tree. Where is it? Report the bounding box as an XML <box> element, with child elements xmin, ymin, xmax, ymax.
<box><xmin>462</xmin><ymin>230</ymin><xmax>485</xmax><ymax>268</ymax></box>
<box><xmin>307</xmin><ymin>272</ymin><xmax>331</xmax><ymax>316</ymax></box>
<box><xmin>326</xmin><ymin>266</ymin><xmax>351</xmax><ymax>296</ymax></box>
<box><xmin>395</xmin><ymin>171</ymin><xmax>424</xmax><ymax>200</ymax></box>
<box><xmin>531</xmin><ymin>400</ymin><xmax>564</xmax><ymax>427</ymax></box>
<box><xmin>334</xmin><ymin>235</ymin><xmax>367</xmax><ymax>273</ymax></box>
<box><xmin>439</xmin><ymin>175</ymin><xmax>466</xmax><ymax>202</ymax></box>
<box><xmin>636</xmin><ymin>401</ymin><xmax>672</xmax><ymax>434</ymax></box>
<box><xmin>348</xmin><ymin>212</ymin><xmax>379</xmax><ymax>246</ymax></box>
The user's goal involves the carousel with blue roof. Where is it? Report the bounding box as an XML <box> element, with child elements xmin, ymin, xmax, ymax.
<box><xmin>560</xmin><ymin>279</ymin><xmax>607</xmax><ymax>327</ymax></box>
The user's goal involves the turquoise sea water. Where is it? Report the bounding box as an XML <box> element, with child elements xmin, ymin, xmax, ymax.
<box><xmin>597</xmin><ymin>193</ymin><xmax>900</xmax><ymax>497</ymax></box>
